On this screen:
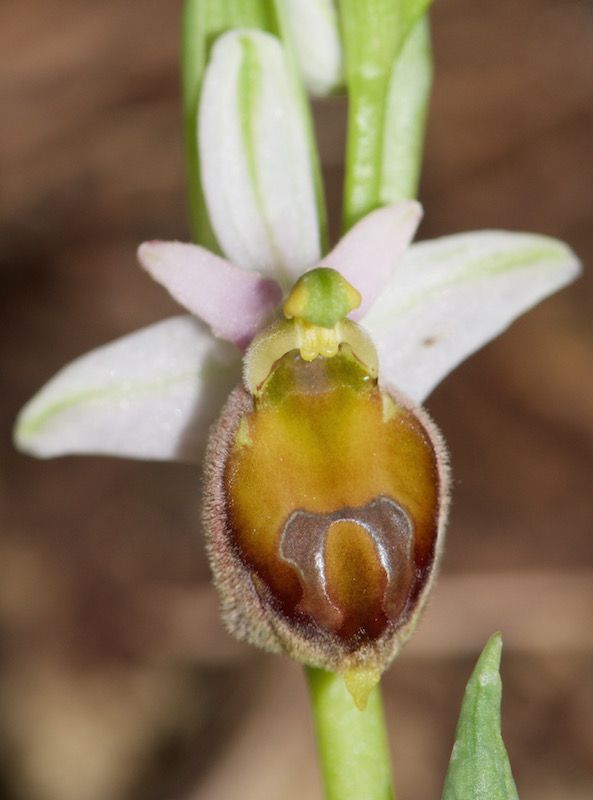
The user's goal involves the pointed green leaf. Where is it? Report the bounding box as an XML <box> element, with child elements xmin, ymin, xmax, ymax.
<box><xmin>442</xmin><ymin>634</ymin><xmax>519</xmax><ymax>800</ymax></box>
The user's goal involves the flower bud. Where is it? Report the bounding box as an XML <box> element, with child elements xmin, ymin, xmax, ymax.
<box><xmin>203</xmin><ymin>269</ymin><xmax>449</xmax><ymax>706</ymax></box>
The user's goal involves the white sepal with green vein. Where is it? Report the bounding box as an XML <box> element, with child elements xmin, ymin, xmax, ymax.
<box><xmin>14</xmin><ymin>317</ymin><xmax>240</xmax><ymax>462</ymax></box>
<box><xmin>363</xmin><ymin>230</ymin><xmax>581</xmax><ymax>402</ymax></box>
<box><xmin>199</xmin><ymin>29</ymin><xmax>322</xmax><ymax>290</ymax></box>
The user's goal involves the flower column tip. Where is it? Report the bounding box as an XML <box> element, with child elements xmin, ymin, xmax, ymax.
<box><xmin>282</xmin><ymin>267</ymin><xmax>362</xmax><ymax>361</ymax></box>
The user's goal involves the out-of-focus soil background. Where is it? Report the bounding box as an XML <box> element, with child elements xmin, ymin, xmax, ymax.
<box><xmin>2</xmin><ymin>1</ymin><xmax>592</xmax><ymax>799</ymax></box>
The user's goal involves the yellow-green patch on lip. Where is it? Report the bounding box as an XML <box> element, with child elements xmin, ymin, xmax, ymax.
<box><xmin>203</xmin><ymin>341</ymin><xmax>450</xmax><ymax>680</ymax></box>
<box><xmin>243</xmin><ymin>318</ymin><xmax>380</xmax><ymax>397</ymax></box>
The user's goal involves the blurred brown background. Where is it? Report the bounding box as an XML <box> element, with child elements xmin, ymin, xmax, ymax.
<box><xmin>2</xmin><ymin>1</ymin><xmax>592</xmax><ymax>799</ymax></box>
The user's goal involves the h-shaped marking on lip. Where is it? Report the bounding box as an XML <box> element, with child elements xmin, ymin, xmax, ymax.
<box><xmin>278</xmin><ymin>496</ymin><xmax>414</xmax><ymax>632</ymax></box>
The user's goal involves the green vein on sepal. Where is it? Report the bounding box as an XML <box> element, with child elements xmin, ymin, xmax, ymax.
<box><xmin>184</xmin><ymin>0</ymin><xmax>328</xmax><ymax>258</ymax></box>
<box><xmin>237</xmin><ymin>34</ymin><xmax>289</xmax><ymax>280</ymax></box>
<box><xmin>16</xmin><ymin>359</ymin><xmax>235</xmax><ymax>444</ymax></box>
<box><xmin>238</xmin><ymin>36</ymin><xmax>262</xmax><ymax>205</ymax></box>
<box><xmin>369</xmin><ymin>238</ymin><xmax>571</xmax><ymax>327</ymax></box>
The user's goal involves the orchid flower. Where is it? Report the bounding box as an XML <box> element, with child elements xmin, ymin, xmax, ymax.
<box><xmin>13</xmin><ymin>10</ymin><xmax>582</xmax><ymax>799</ymax></box>
<box><xmin>14</xmin><ymin>198</ymin><xmax>579</xmax><ymax>701</ymax></box>
<box><xmin>15</xmin><ymin>26</ymin><xmax>579</xmax><ymax>687</ymax></box>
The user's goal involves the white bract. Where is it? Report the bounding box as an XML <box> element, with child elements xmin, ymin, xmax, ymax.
<box><xmin>281</xmin><ymin>0</ymin><xmax>343</xmax><ymax>96</ymax></box>
<box><xmin>14</xmin><ymin>30</ymin><xmax>581</xmax><ymax>464</ymax></box>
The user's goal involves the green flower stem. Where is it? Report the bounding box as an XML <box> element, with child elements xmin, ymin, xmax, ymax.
<box><xmin>182</xmin><ymin>5</ymin><xmax>431</xmax><ymax>800</ymax></box>
<box><xmin>181</xmin><ymin>0</ymin><xmax>277</xmax><ymax>247</ymax></box>
<box><xmin>305</xmin><ymin>4</ymin><xmax>434</xmax><ymax>797</ymax></box>
<box><xmin>307</xmin><ymin>667</ymin><xmax>395</xmax><ymax>800</ymax></box>
<box><xmin>338</xmin><ymin>0</ymin><xmax>433</xmax><ymax>230</ymax></box>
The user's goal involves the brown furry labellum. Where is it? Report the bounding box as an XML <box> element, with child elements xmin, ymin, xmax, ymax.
<box><xmin>203</xmin><ymin>311</ymin><xmax>449</xmax><ymax>702</ymax></box>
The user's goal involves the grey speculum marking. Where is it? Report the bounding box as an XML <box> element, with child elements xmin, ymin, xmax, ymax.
<box><xmin>278</xmin><ymin>496</ymin><xmax>414</xmax><ymax>633</ymax></box>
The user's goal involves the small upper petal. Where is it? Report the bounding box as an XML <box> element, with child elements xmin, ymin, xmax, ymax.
<box><xmin>14</xmin><ymin>316</ymin><xmax>241</xmax><ymax>463</ymax></box>
<box><xmin>362</xmin><ymin>230</ymin><xmax>581</xmax><ymax>403</ymax></box>
<box><xmin>321</xmin><ymin>201</ymin><xmax>422</xmax><ymax>317</ymax></box>
<box><xmin>138</xmin><ymin>240</ymin><xmax>282</xmax><ymax>348</ymax></box>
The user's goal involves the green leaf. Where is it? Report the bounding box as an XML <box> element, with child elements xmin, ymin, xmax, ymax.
<box><xmin>441</xmin><ymin>634</ymin><xmax>519</xmax><ymax>800</ymax></box>
<box><xmin>338</xmin><ymin>0</ymin><xmax>434</xmax><ymax>229</ymax></box>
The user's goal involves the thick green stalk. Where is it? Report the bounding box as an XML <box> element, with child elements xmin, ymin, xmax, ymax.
<box><xmin>181</xmin><ymin>0</ymin><xmax>277</xmax><ymax>246</ymax></box>
<box><xmin>305</xmin><ymin>5</ymin><xmax>435</xmax><ymax>799</ymax></box>
<box><xmin>338</xmin><ymin>0</ymin><xmax>433</xmax><ymax>230</ymax></box>
<box><xmin>307</xmin><ymin>667</ymin><xmax>394</xmax><ymax>800</ymax></box>
<box><xmin>182</xmin><ymin>6</ymin><xmax>428</xmax><ymax>800</ymax></box>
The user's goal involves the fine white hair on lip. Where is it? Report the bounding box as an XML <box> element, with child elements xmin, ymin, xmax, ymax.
<box><xmin>202</xmin><ymin>372</ymin><xmax>450</xmax><ymax>676</ymax></box>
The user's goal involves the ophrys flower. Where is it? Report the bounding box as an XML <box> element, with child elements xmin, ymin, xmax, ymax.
<box><xmin>14</xmin><ymin>28</ymin><xmax>580</xmax><ymax>706</ymax></box>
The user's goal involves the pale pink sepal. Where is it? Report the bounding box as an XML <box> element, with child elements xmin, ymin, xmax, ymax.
<box><xmin>14</xmin><ymin>316</ymin><xmax>241</xmax><ymax>464</ymax></box>
<box><xmin>138</xmin><ymin>241</ymin><xmax>282</xmax><ymax>348</ymax></box>
<box><xmin>321</xmin><ymin>200</ymin><xmax>422</xmax><ymax>318</ymax></box>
